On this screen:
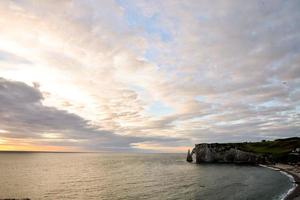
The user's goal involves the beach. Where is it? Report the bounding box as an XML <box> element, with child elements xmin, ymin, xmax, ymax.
<box><xmin>275</xmin><ymin>164</ymin><xmax>300</xmax><ymax>200</ymax></box>
<box><xmin>261</xmin><ymin>164</ymin><xmax>300</xmax><ymax>200</ymax></box>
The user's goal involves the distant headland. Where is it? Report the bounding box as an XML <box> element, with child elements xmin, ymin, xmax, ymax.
<box><xmin>187</xmin><ymin>137</ymin><xmax>300</xmax><ymax>164</ymax></box>
<box><xmin>187</xmin><ymin>137</ymin><xmax>300</xmax><ymax>200</ymax></box>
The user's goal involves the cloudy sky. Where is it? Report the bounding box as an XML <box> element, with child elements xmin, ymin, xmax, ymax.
<box><xmin>0</xmin><ymin>0</ymin><xmax>299</xmax><ymax>152</ymax></box>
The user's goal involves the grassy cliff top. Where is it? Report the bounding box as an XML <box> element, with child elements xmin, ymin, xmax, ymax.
<box><xmin>237</xmin><ymin>137</ymin><xmax>299</xmax><ymax>155</ymax></box>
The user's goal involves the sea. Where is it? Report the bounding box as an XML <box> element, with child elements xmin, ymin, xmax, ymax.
<box><xmin>0</xmin><ymin>152</ymin><xmax>293</xmax><ymax>200</ymax></box>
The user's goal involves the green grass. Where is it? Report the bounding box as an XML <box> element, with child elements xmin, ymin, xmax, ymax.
<box><xmin>236</xmin><ymin>137</ymin><xmax>300</xmax><ymax>162</ymax></box>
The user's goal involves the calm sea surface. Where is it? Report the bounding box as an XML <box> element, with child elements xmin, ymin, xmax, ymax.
<box><xmin>0</xmin><ymin>153</ymin><xmax>293</xmax><ymax>200</ymax></box>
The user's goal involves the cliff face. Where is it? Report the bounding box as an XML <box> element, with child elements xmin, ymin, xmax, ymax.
<box><xmin>191</xmin><ymin>143</ymin><xmax>260</xmax><ymax>164</ymax></box>
<box><xmin>189</xmin><ymin>138</ymin><xmax>300</xmax><ymax>164</ymax></box>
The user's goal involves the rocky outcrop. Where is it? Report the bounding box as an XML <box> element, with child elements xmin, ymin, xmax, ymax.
<box><xmin>186</xmin><ymin>149</ymin><xmax>193</xmax><ymax>162</ymax></box>
<box><xmin>191</xmin><ymin>143</ymin><xmax>260</xmax><ymax>164</ymax></box>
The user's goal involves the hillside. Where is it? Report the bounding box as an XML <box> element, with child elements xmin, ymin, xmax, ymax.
<box><xmin>237</xmin><ymin>137</ymin><xmax>300</xmax><ymax>162</ymax></box>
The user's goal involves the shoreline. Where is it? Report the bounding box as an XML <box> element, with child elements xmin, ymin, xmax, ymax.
<box><xmin>259</xmin><ymin>164</ymin><xmax>300</xmax><ymax>200</ymax></box>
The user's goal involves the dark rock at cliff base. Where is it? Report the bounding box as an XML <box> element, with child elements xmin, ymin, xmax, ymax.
<box><xmin>186</xmin><ymin>149</ymin><xmax>193</xmax><ymax>162</ymax></box>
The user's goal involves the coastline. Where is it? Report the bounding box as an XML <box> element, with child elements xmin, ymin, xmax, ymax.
<box><xmin>259</xmin><ymin>164</ymin><xmax>300</xmax><ymax>200</ymax></box>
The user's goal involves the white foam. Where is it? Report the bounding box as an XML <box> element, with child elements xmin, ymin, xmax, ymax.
<box><xmin>278</xmin><ymin>170</ymin><xmax>297</xmax><ymax>200</ymax></box>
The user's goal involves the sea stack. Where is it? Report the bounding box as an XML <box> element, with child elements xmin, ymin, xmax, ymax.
<box><xmin>186</xmin><ymin>149</ymin><xmax>193</xmax><ymax>162</ymax></box>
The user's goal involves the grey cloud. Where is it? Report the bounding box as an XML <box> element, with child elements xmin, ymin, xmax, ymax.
<box><xmin>0</xmin><ymin>78</ymin><xmax>187</xmax><ymax>151</ymax></box>
<box><xmin>131</xmin><ymin>0</ymin><xmax>300</xmax><ymax>142</ymax></box>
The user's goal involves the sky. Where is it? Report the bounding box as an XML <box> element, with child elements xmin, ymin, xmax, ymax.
<box><xmin>0</xmin><ymin>0</ymin><xmax>299</xmax><ymax>152</ymax></box>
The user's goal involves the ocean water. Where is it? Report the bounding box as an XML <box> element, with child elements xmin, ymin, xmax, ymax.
<box><xmin>0</xmin><ymin>153</ymin><xmax>293</xmax><ymax>200</ymax></box>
